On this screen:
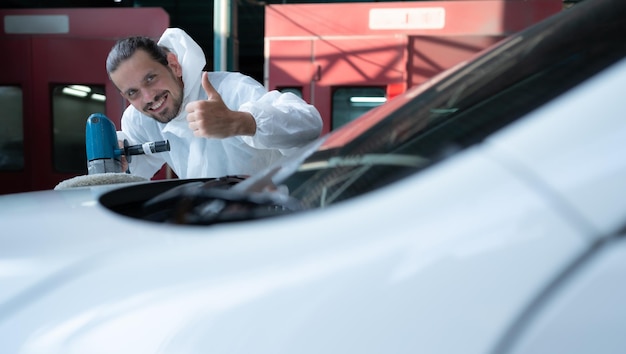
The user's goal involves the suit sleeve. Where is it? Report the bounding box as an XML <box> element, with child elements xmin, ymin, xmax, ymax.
<box><xmin>215</xmin><ymin>72</ymin><xmax>323</xmax><ymax>151</ymax></box>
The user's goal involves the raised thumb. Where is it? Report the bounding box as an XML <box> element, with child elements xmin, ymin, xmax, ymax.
<box><xmin>201</xmin><ymin>71</ymin><xmax>218</xmax><ymax>99</ymax></box>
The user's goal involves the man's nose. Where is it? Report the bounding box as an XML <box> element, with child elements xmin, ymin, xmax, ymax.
<box><xmin>142</xmin><ymin>89</ymin><xmax>155</xmax><ymax>102</ymax></box>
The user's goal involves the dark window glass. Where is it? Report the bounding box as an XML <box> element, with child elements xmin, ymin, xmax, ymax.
<box><xmin>277</xmin><ymin>87</ymin><xmax>303</xmax><ymax>99</ymax></box>
<box><xmin>52</xmin><ymin>84</ymin><xmax>106</xmax><ymax>173</ymax></box>
<box><xmin>0</xmin><ymin>86</ymin><xmax>24</xmax><ymax>171</ymax></box>
<box><xmin>332</xmin><ymin>87</ymin><xmax>386</xmax><ymax>130</ymax></box>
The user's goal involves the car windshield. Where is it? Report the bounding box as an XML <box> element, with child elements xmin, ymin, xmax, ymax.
<box><xmin>278</xmin><ymin>0</ymin><xmax>626</xmax><ymax>209</ymax></box>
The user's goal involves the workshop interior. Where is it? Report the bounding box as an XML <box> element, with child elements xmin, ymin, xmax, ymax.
<box><xmin>0</xmin><ymin>0</ymin><xmax>580</xmax><ymax>194</ymax></box>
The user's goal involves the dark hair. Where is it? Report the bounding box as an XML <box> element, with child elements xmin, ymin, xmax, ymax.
<box><xmin>106</xmin><ymin>36</ymin><xmax>170</xmax><ymax>74</ymax></box>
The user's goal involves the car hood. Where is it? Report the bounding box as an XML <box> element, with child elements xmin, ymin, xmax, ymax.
<box><xmin>0</xmin><ymin>144</ymin><xmax>598</xmax><ymax>353</ymax></box>
<box><xmin>0</xmin><ymin>184</ymin><xmax>168</xmax><ymax>309</ymax></box>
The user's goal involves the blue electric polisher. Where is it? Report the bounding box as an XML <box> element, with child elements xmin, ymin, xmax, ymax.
<box><xmin>85</xmin><ymin>113</ymin><xmax>170</xmax><ymax>175</ymax></box>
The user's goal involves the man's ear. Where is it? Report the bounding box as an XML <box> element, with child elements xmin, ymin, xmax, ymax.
<box><xmin>166</xmin><ymin>52</ymin><xmax>183</xmax><ymax>77</ymax></box>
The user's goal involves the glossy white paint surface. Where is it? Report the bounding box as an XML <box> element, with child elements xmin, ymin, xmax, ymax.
<box><xmin>0</xmin><ymin>145</ymin><xmax>592</xmax><ymax>353</ymax></box>
<box><xmin>508</xmin><ymin>237</ymin><xmax>626</xmax><ymax>354</ymax></box>
<box><xmin>486</xmin><ymin>58</ymin><xmax>626</xmax><ymax>238</ymax></box>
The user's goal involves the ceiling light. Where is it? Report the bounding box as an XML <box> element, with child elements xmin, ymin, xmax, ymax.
<box><xmin>350</xmin><ymin>96</ymin><xmax>387</xmax><ymax>103</ymax></box>
<box><xmin>69</xmin><ymin>85</ymin><xmax>91</xmax><ymax>93</ymax></box>
<box><xmin>62</xmin><ymin>87</ymin><xmax>88</xmax><ymax>98</ymax></box>
<box><xmin>91</xmin><ymin>93</ymin><xmax>106</xmax><ymax>102</ymax></box>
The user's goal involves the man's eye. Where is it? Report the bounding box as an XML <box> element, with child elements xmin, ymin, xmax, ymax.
<box><xmin>147</xmin><ymin>75</ymin><xmax>156</xmax><ymax>83</ymax></box>
<box><xmin>127</xmin><ymin>90</ymin><xmax>137</xmax><ymax>98</ymax></box>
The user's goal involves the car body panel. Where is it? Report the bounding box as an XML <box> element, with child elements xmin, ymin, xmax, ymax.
<box><xmin>507</xmin><ymin>235</ymin><xmax>626</xmax><ymax>354</ymax></box>
<box><xmin>485</xmin><ymin>57</ymin><xmax>626</xmax><ymax>238</ymax></box>
<box><xmin>1</xmin><ymin>148</ymin><xmax>589</xmax><ymax>353</ymax></box>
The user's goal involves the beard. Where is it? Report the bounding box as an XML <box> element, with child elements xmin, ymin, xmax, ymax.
<box><xmin>143</xmin><ymin>89</ymin><xmax>183</xmax><ymax>124</ymax></box>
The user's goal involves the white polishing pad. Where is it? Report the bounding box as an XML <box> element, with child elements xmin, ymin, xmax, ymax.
<box><xmin>54</xmin><ymin>173</ymin><xmax>148</xmax><ymax>190</ymax></box>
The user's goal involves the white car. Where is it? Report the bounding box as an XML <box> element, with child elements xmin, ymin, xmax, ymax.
<box><xmin>2</xmin><ymin>0</ymin><xmax>626</xmax><ymax>353</ymax></box>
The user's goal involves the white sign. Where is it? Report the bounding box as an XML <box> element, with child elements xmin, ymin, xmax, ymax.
<box><xmin>4</xmin><ymin>15</ymin><xmax>70</xmax><ymax>34</ymax></box>
<box><xmin>369</xmin><ymin>7</ymin><xmax>445</xmax><ymax>30</ymax></box>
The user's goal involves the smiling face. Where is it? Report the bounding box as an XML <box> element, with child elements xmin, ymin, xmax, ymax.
<box><xmin>110</xmin><ymin>49</ymin><xmax>184</xmax><ymax>123</ymax></box>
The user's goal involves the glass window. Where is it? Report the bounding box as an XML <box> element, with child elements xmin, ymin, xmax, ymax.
<box><xmin>0</xmin><ymin>86</ymin><xmax>24</xmax><ymax>171</ymax></box>
<box><xmin>332</xmin><ymin>87</ymin><xmax>386</xmax><ymax>130</ymax></box>
<box><xmin>52</xmin><ymin>84</ymin><xmax>106</xmax><ymax>173</ymax></box>
<box><xmin>277</xmin><ymin>87</ymin><xmax>303</xmax><ymax>98</ymax></box>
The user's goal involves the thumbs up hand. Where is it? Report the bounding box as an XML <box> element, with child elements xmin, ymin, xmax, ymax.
<box><xmin>185</xmin><ymin>72</ymin><xmax>256</xmax><ymax>138</ymax></box>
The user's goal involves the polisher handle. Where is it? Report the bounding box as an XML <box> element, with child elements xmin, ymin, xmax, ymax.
<box><xmin>125</xmin><ymin>140</ymin><xmax>171</xmax><ymax>156</ymax></box>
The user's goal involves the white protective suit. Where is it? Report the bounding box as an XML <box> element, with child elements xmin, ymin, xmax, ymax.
<box><xmin>120</xmin><ymin>28</ymin><xmax>323</xmax><ymax>179</ymax></box>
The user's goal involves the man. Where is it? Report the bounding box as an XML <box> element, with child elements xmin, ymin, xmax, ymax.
<box><xmin>106</xmin><ymin>28</ymin><xmax>323</xmax><ymax>179</ymax></box>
